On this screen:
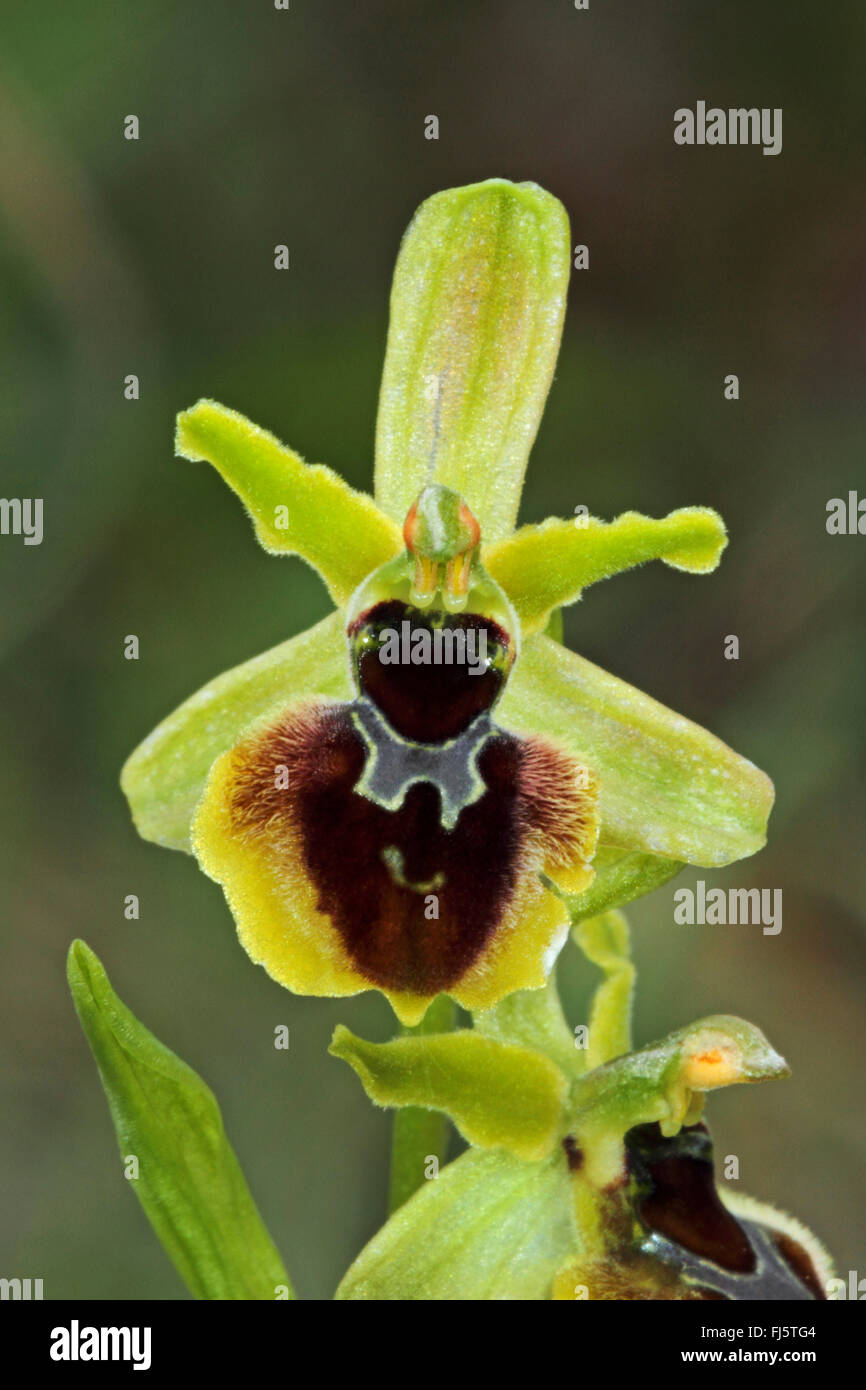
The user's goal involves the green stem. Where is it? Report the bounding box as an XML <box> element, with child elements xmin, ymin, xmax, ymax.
<box><xmin>387</xmin><ymin>994</ymin><xmax>456</xmax><ymax>1213</ymax></box>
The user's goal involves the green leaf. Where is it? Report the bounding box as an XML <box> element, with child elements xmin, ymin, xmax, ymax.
<box><xmin>121</xmin><ymin>610</ymin><xmax>351</xmax><ymax>852</ymax></box>
<box><xmin>486</xmin><ymin>507</ymin><xmax>728</xmax><ymax>634</ymax></box>
<box><xmin>573</xmin><ymin>910</ymin><xmax>635</xmax><ymax>1069</ymax></box>
<box><xmin>67</xmin><ymin>940</ymin><xmax>292</xmax><ymax>1301</ymax></box>
<box><xmin>177</xmin><ymin>399</ymin><xmax>401</xmax><ymax>604</ymax></box>
<box><xmin>499</xmin><ymin>632</ymin><xmax>774</xmax><ymax>867</ymax></box>
<box><xmin>330</xmin><ymin>1025</ymin><xmax>568</xmax><ymax>1161</ymax></box>
<box><xmin>374</xmin><ymin>178</ymin><xmax>570</xmax><ymax>541</ymax></box>
<box><xmin>336</xmin><ymin>1146</ymin><xmax>575</xmax><ymax>1300</ymax></box>
<box><xmin>566</xmin><ymin>845</ymin><xmax>685</xmax><ymax>921</ymax></box>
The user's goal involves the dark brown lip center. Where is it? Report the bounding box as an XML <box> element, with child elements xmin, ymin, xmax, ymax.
<box><xmin>349</xmin><ymin>599</ymin><xmax>511</xmax><ymax>742</ymax></box>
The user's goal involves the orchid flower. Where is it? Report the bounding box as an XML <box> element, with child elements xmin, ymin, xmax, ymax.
<box><xmin>121</xmin><ymin>178</ymin><xmax>772</xmax><ymax>1025</ymax></box>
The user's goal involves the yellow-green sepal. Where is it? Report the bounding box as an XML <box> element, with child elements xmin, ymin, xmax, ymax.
<box><xmin>330</xmin><ymin>1024</ymin><xmax>568</xmax><ymax>1161</ymax></box>
<box><xmin>67</xmin><ymin>940</ymin><xmax>292</xmax><ymax>1301</ymax></box>
<box><xmin>374</xmin><ymin>179</ymin><xmax>570</xmax><ymax>541</ymax></box>
<box><xmin>121</xmin><ymin>610</ymin><xmax>351</xmax><ymax>852</ymax></box>
<box><xmin>487</xmin><ymin>507</ymin><xmax>728</xmax><ymax>634</ymax></box>
<box><xmin>336</xmin><ymin>1146</ymin><xmax>575</xmax><ymax>1300</ymax></box>
<box><xmin>499</xmin><ymin>633</ymin><xmax>774</xmax><ymax>867</ymax></box>
<box><xmin>177</xmin><ymin>399</ymin><xmax>402</xmax><ymax>605</ymax></box>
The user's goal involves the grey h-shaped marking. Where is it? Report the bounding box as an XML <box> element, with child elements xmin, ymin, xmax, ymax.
<box><xmin>349</xmin><ymin>697</ymin><xmax>493</xmax><ymax>830</ymax></box>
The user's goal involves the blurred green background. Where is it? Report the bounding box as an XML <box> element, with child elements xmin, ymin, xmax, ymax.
<box><xmin>1</xmin><ymin>0</ymin><xmax>864</xmax><ymax>1300</ymax></box>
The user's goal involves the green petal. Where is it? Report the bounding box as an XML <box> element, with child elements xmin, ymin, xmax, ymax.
<box><xmin>566</xmin><ymin>845</ymin><xmax>685</xmax><ymax>921</ymax></box>
<box><xmin>573</xmin><ymin>910</ymin><xmax>634</xmax><ymax>1069</ymax></box>
<box><xmin>473</xmin><ymin>975</ymin><xmax>581</xmax><ymax>1079</ymax></box>
<box><xmin>122</xmin><ymin>610</ymin><xmax>351</xmax><ymax>852</ymax></box>
<box><xmin>486</xmin><ymin>507</ymin><xmax>728</xmax><ymax>634</ymax></box>
<box><xmin>330</xmin><ymin>1025</ymin><xmax>567</xmax><ymax>1161</ymax></box>
<box><xmin>499</xmin><ymin>633</ymin><xmax>774</xmax><ymax>866</ymax></box>
<box><xmin>67</xmin><ymin>941</ymin><xmax>292</xmax><ymax>1301</ymax></box>
<box><xmin>374</xmin><ymin>179</ymin><xmax>570</xmax><ymax>541</ymax></box>
<box><xmin>336</xmin><ymin>1146</ymin><xmax>575</xmax><ymax>1300</ymax></box>
<box><xmin>176</xmin><ymin>399</ymin><xmax>401</xmax><ymax>604</ymax></box>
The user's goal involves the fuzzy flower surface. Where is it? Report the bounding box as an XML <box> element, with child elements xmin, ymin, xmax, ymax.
<box><xmin>122</xmin><ymin>179</ymin><xmax>773</xmax><ymax>1025</ymax></box>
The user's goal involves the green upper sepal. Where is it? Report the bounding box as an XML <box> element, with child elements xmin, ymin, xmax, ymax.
<box><xmin>374</xmin><ymin>179</ymin><xmax>571</xmax><ymax>541</ymax></box>
<box><xmin>67</xmin><ymin>940</ymin><xmax>293</xmax><ymax>1301</ymax></box>
<box><xmin>329</xmin><ymin>1024</ymin><xmax>568</xmax><ymax>1161</ymax></box>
